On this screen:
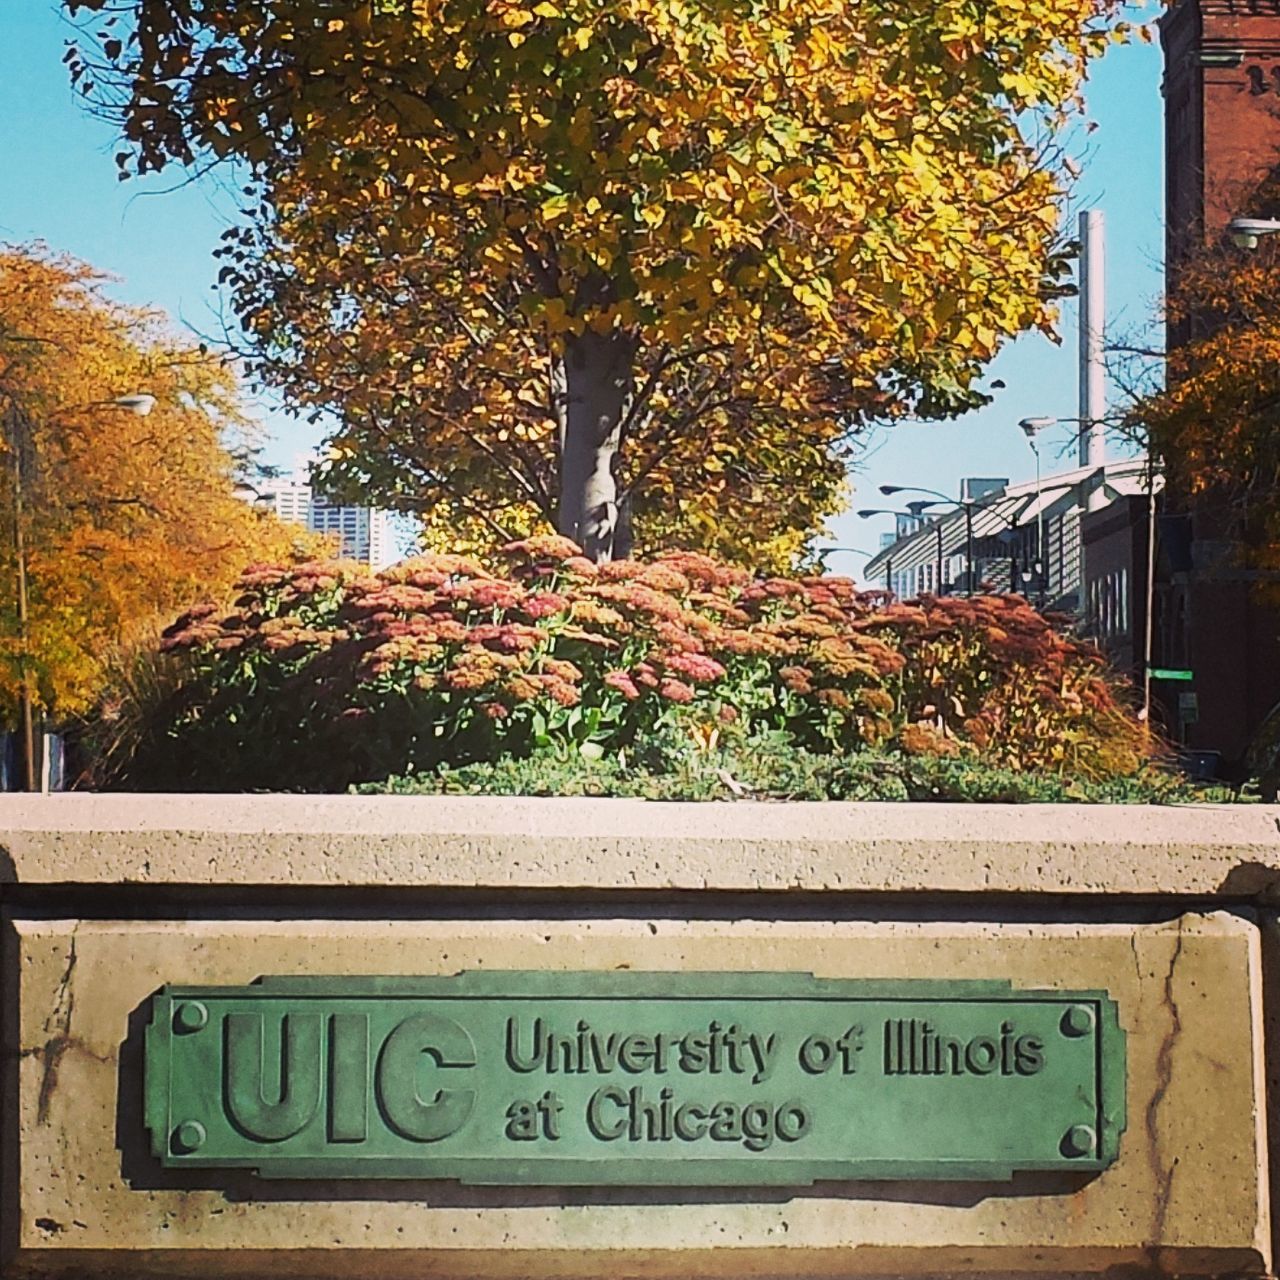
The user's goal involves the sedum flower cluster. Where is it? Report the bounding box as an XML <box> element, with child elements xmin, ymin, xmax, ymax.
<box><xmin>149</xmin><ymin>538</ymin><xmax>1150</xmax><ymax>791</ymax></box>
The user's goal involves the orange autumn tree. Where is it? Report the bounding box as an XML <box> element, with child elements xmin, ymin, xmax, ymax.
<box><xmin>0</xmin><ymin>245</ymin><xmax>312</xmax><ymax>728</ymax></box>
<box><xmin>1133</xmin><ymin>236</ymin><xmax>1280</xmax><ymax>571</ymax></box>
<box><xmin>69</xmin><ymin>0</ymin><xmax>1122</xmax><ymax>562</ymax></box>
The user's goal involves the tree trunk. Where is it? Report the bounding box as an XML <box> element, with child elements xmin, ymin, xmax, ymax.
<box><xmin>614</xmin><ymin>491</ymin><xmax>635</xmax><ymax>560</ymax></box>
<box><xmin>556</xmin><ymin>329</ymin><xmax>635</xmax><ymax>562</ymax></box>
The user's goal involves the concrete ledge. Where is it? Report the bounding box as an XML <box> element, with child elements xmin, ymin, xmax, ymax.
<box><xmin>1</xmin><ymin>796</ymin><xmax>1279</xmax><ymax>897</ymax></box>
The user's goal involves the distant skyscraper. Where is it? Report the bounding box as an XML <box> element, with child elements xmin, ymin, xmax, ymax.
<box><xmin>259</xmin><ymin>473</ymin><xmax>397</xmax><ymax>569</ymax></box>
<box><xmin>267</xmin><ymin>477</ymin><xmax>312</xmax><ymax>527</ymax></box>
<box><xmin>307</xmin><ymin>491</ymin><xmax>394</xmax><ymax>569</ymax></box>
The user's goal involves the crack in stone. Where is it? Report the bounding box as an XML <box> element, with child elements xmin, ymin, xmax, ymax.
<box><xmin>1143</xmin><ymin>919</ymin><xmax>1186</xmax><ymax>1274</ymax></box>
<box><xmin>1129</xmin><ymin>933</ymin><xmax>1144</xmax><ymax>987</ymax></box>
<box><xmin>36</xmin><ymin>930</ymin><xmax>78</xmax><ymax>1126</ymax></box>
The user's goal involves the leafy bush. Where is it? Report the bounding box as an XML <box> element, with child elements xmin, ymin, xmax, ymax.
<box><xmin>358</xmin><ymin>744</ymin><xmax>1208</xmax><ymax>805</ymax></box>
<box><xmin>119</xmin><ymin>538</ymin><xmax>1157</xmax><ymax>793</ymax></box>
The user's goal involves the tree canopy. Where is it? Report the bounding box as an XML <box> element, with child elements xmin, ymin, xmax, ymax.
<box><xmin>1132</xmin><ymin>238</ymin><xmax>1280</xmax><ymax>568</ymax></box>
<box><xmin>68</xmin><ymin>0</ymin><xmax>1120</xmax><ymax>562</ymax></box>
<box><xmin>0</xmin><ymin>245</ymin><xmax>312</xmax><ymax>723</ymax></box>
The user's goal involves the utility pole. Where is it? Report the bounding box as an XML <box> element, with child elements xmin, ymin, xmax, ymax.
<box><xmin>6</xmin><ymin>403</ymin><xmax>35</xmax><ymax>791</ymax></box>
<box><xmin>1143</xmin><ymin>453</ymin><xmax>1158</xmax><ymax>736</ymax></box>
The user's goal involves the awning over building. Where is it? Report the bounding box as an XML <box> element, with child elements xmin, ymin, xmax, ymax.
<box><xmin>863</xmin><ymin>457</ymin><xmax>1160</xmax><ymax>587</ymax></box>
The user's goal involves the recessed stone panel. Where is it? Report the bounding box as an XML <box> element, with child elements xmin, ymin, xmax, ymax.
<box><xmin>3</xmin><ymin>913</ymin><xmax>1268</xmax><ymax>1278</ymax></box>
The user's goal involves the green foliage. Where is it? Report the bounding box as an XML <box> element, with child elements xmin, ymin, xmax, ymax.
<box><xmin>358</xmin><ymin>744</ymin><xmax>1210</xmax><ymax>805</ymax></box>
<box><xmin>68</xmin><ymin>0</ymin><xmax>1123</xmax><ymax>562</ymax></box>
<box><xmin>106</xmin><ymin>539</ymin><xmax>1162</xmax><ymax>794</ymax></box>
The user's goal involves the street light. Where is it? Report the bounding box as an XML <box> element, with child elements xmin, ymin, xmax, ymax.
<box><xmin>112</xmin><ymin>393</ymin><xmax>157</xmax><ymax>417</ymax></box>
<box><xmin>814</xmin><ymin>545</ymin><xmax>893</xmax><ymax>594</ymax></box>
<box><xmin>5</xmin><ymin>390</ymin><xmax>155</xmax><ymax>791</ymax></box>
<box><xmin>1018</xmin><ymin>418</ymin><xmax>1051</xmax><ymax>606</ymax></box>
<box><xmin>857</xmin><ymin>505</ymin><xmax>948</xmax><ymax>595</ymax></box>
<box><xmin>1227</xmin><ymin>217</ymin><xmax>1280</xmax><ymax>249</ymax></box>
<box><xmin>880</xmin><ymin>484</ymin><xmax>979</xmax><ymax>596</ymax></box>
<box><xmin>1019</xmin><ymin>412</ymin><xmax>1120</xmax><ymax>596</ymax></box>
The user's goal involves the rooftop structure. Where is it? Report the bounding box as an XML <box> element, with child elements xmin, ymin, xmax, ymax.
<box><xmin>863</xmin><ymin>457</ymin><xmax>1162</xmax><ymax>610</ymax></box>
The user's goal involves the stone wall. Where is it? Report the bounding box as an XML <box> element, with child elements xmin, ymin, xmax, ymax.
<box><xmin>3</xmin><ymin>797</ymin><xmax>1280</xmax><ymax>1278</ymax></box>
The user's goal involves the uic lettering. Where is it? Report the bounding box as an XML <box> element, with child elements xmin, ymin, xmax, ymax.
<box><xmin>221</xmin><ymin>1010</ymin><xmax>477</xmax><ymax>1144</ymax></box>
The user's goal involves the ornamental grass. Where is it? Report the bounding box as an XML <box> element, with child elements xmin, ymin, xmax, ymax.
<box><xmin>130</xmin><ymin>537</ymin><xmax>1154</xmax><ymax>792</ymax></box>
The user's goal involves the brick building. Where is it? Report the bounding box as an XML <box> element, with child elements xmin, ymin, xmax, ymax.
<box><xmin>1159</xmin><ymin>0</ymin><xmax>1280</xmax><ymax>762</ymax></box>
<box><xmin>1164</xmin><ymin>0</ymin><xmax>1280</xmax><ymax>260</ymax></box>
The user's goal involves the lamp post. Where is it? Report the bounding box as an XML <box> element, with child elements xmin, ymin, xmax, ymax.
<box><xmin>857</xmin><ymin>503</ymin><xmax>947</xmax><ymax>595</ymax></box>
<box><xmin>1227</xmin><ymin>217</ymin><xmax>1280</xmax><ymax>249</ymax></box>
<box><xmin>1017</xmin><ymin>418</ymin><xmax>1051</xmax><ymax>606</ymax></box>
<box><xmin>5</xmin><ymin>391</ymin><xmax>155</xmax><ymax>791</ymax></box>
<box><xmin>1019</xmin><ymin>412</ymin><xmax>1114</xmax><ymax>599</ymax></box>
<box><xmin>880</xmin><ymin>484</ymin><xmax>977</xmax><ymax>596</ymax></box>
<box><xmin>814</xmin><ymin>545</ymin><xmax>891</xmax><ymax>594</ymax></box>
<box><xmin>862</xmin><ymin>499</ymin><xmax>1030</xmax><ymax>598</ymax></box>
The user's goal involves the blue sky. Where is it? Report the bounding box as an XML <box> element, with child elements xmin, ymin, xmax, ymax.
<box><xmin>0</xmin><ymin>2</ymin><xmax>1164</xmax><ymax>574</ymax></box>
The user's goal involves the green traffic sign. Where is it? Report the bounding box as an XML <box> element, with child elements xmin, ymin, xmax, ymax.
<box><xmin>1149</xmin><ymin>667</ymin><xmax>1194</xmax><ymax>681</ymax></box>
<box><xmin>144</xmin><ymin>972</ymin><xmax>1125</xmax><ymax>1186</ymax></box>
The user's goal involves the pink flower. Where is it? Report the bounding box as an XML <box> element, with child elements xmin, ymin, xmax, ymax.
<box><xmin>523</xmin><ymin>591</ymin><xmax>569</xmax><ymax>620</ymax></box>
<box><xmin>238</xmin><ymin>565</ymin><xmax>290</xmax><ymax>590</ymax></box>
<box><xmin>465</xmin><ymin>580</ymin><xmax>523</xmax><ymax>610</ymax></box>
<box><xmin>569</xmin><ymin>600</ymin><xmax>625</xmax><ymax>628</ymax></box>
<box><xmin>590</xmin><ymin>582</ymin><xmax>684</xmax><ymax>621</ymax></box>
<box><xmin>779</xmin><ymin>665</ymin><xmax>813</xmax><ymax>694</ymax></box>
<box><xmin>658</xmin><ymin>678</ymin><xmax>695</xmax><ymax>704</ymax></box>
<box><xmin>637</xmin><ymin>563</ymin><xmax>690</xmax><ymax>593</ymax></box>
<box><xmin>663</xmin><ymin>651</ymin><xmax>726</xmax><ymax>683</ymax></box>
<box><xmin>604</xmin><ymin>670</ymin><xmax>641</xmax><ymax>700</ymax></box>
<box><xmin>388</xmin><ymin>553</ymin><xmax>485</xmax><ymax>584</ymax></box>
<box><xmin>539</xmin><ymin>675</ymin><xmax>581</xmax><ymax>707</ymax></box>
<box><xmin>500</xmin><ymin>534</ymin><xmax>583</xmax><ymax>561</ymax></box>
<box><xmin>505</xmin><ymin>675</ymin><xmax>542</xmax><ymax>701</ymax></box>
<box><xmin>348</xmin><ymin>584</ymin><xmax>435</xmax><ymax>614</ymax></box>
<box><xmin>562</xmin><ymin>556</ymin><xmax>599</xmax><ymax>578</ymax></box>
<box><xmin>654</xmin><ymin>551</ymin><xmax>746</xmax><ymax>589</ymax></box>
<box><xmin>430</xmin><ymin>619</ymin><xmax>468</xmax><ymax>644</ymax></box>
<box><xmin>543</xmin><ymin>658</ymin><xmax>582</xmax><ymax>682</ymax></box>
<box><xmin>597</xmin><ymin>559</ymin><xmax>640</xmax><ymax>581</ymax></box>
<box><xmin>655</xmin><ymin>621</ymin><xmax>700</xmax><ymax>651</ymax></box>
<box><xmin>469</xmin><ymin>623</ymin><xmax>542</xmax><ymax>653</ymax></box>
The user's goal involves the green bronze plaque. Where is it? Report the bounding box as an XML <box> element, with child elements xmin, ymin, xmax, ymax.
<box><xmin>142</xmin><ymin>972</ymin><xmax>1124</xmax><ymax>1186</ymax></box>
